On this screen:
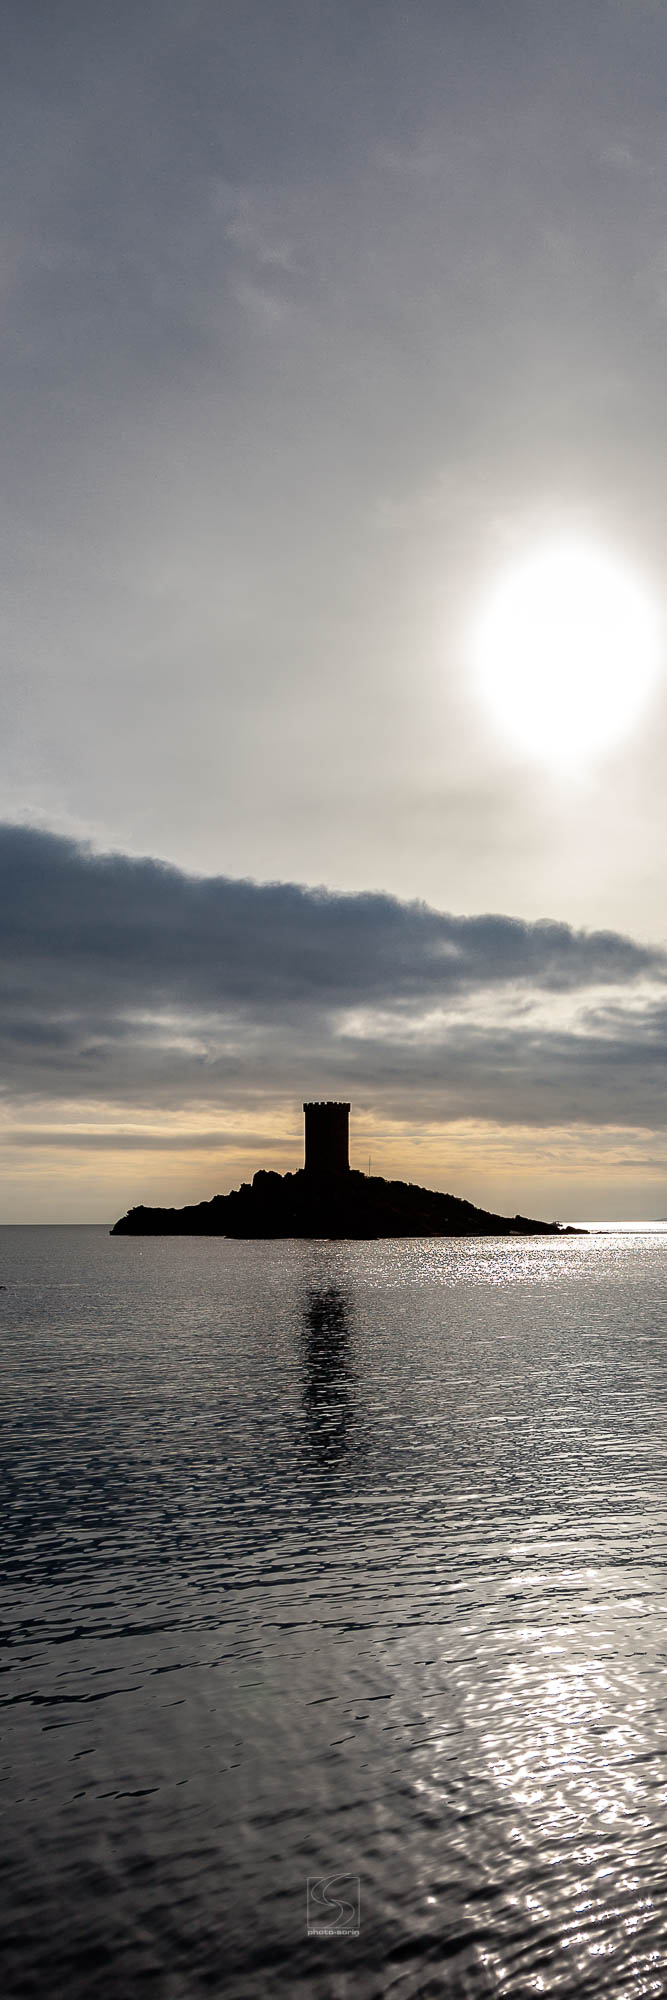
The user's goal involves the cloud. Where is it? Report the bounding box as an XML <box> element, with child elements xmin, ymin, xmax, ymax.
<box><xmin>2</xmin><ymin>1127</ymin><xmax>274</xmax><ymax>1151</ymax></box>
<box><xmin>1</xmin><ymin>823</ymin><xmax>666</xmax><ymax>1132</ymax></box>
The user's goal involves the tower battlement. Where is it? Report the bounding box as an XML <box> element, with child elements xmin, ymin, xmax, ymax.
<box><xmin>303</xmin><ymin>1101</ymin><xmax>350</xmax><ymax>1176</ymax></box>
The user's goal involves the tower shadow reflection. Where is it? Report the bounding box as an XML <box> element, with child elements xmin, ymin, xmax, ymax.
<box><xmin>301</xmin><ymin>1285</ymin><xmax>358</xmax><ymax>1467</ymax></box>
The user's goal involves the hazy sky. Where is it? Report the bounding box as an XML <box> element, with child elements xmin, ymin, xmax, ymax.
<box><xmin>4</xmin><ymin>0</ymin><xmax>667</xmax><ymax>1219</ymax></box>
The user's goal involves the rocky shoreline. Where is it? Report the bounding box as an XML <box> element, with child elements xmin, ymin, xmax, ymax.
<box><xmin>111</xmin><ymin>1166</ymin><xmax>584</xmax><ymax>1239</ymax></box>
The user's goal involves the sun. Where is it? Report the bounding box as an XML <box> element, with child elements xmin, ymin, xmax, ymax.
<box><xmin>471</xmin><ymin>541</ymin><xmax>661</xmax><ymax>768</ymax></box>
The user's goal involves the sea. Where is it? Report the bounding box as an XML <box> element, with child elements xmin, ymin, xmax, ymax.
<box><xmin>3</xmin><ymin>1223</ymin><xmax>667</xmax><ymax>1999</ymax></box>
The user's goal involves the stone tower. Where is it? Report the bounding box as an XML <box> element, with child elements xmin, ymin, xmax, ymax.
<box><xmin>303</xmin><ymin>1101</ymin><xmax>350</xmax><ymax>1176</ymax></box>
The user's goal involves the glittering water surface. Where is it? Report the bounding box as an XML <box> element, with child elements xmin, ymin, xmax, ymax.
<box><xmin>3</xmin><ymin>1227</ymin><xmax>667</xmax><ymax>1998</ymax></box>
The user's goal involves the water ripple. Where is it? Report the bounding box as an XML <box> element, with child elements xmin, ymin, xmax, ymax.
<box><xmin>3</xmin><ymin>1227</ymin><xmax>667</xmax><ymax>1995</ymax></box>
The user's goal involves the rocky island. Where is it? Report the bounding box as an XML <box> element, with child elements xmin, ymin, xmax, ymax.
<box><xmin>111</xmin><ymin>1101</ymin><xmax>583</xmax><ymax>1239</ymax></box>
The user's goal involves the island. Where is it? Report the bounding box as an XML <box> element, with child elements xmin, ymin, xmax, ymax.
<box><xmin>111</xmin><ymin>1100</ymin><xmax>583</xmax><ymax>1239</ymax></box>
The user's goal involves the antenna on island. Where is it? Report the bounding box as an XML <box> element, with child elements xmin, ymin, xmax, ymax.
<box><xmin>368</xmin><ymin>1156</ymin><xmax>372</xmax><ymax>1177</ymax></box>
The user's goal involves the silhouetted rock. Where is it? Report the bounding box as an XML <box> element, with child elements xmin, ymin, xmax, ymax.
<box><xmin>110</xmin><ymin>1167</ymin><xmax>584</xmax><ymax>1238</ymax></box>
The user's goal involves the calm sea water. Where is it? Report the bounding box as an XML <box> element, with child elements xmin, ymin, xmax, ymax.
<box><xmin>3</xmin><ymin>1225</ymin><xmax>667</xmax><ymax>1999</ymax></box>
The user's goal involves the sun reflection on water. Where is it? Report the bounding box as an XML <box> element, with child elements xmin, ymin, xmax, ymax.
<box><xmin>449</xmin><ymin>1609</ymin><xmax>667</xmax><ymax>1993</ymax></box>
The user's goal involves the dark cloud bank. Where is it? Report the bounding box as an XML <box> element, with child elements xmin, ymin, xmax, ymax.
<box><xmin>2</xmin><ymin>824</ymin><xmax>666</xmax><ymax>1131</ymax></box>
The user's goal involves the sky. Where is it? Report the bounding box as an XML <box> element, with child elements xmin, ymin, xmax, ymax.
<box><xmin>3</xmin><ymin>0</ymin><xmax>667</xmax><ymax>1221</ymax></box>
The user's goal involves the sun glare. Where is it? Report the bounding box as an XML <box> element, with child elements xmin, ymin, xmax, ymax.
<box><xmin>471</xmin><ymin>542</ymin><xmax>661</xmax><ymax>768</ymax></box>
